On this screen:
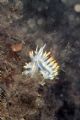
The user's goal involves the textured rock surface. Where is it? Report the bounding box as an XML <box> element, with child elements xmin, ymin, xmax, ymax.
<box><xmin>0</xmin><ymin>0</ymin><xmax>80</xmax><ymax>120</ymax></box>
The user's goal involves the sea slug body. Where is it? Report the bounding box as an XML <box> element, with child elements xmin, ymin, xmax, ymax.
<box><xmin>22</xmin><ymin>44</ymin><xmax>59</xmax><ymax>80</ymax></box>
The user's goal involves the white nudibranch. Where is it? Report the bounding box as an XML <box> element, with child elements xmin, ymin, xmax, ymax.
<box><xmin>22</xmin><ymin>44</ymin><xmax>60</xmax><ymax>80</ymax></box>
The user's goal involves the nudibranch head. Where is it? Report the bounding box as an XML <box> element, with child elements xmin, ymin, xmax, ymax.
<box><xmin>22</xmin><ymin>44</ymin><xmax>60</xmax><ymax>80</ymax></box>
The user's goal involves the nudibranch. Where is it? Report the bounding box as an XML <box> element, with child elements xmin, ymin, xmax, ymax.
<box><xmin>22</xmin><ymin>44</ymin><xmax>60</xmax><ymax>80</ymax></box>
